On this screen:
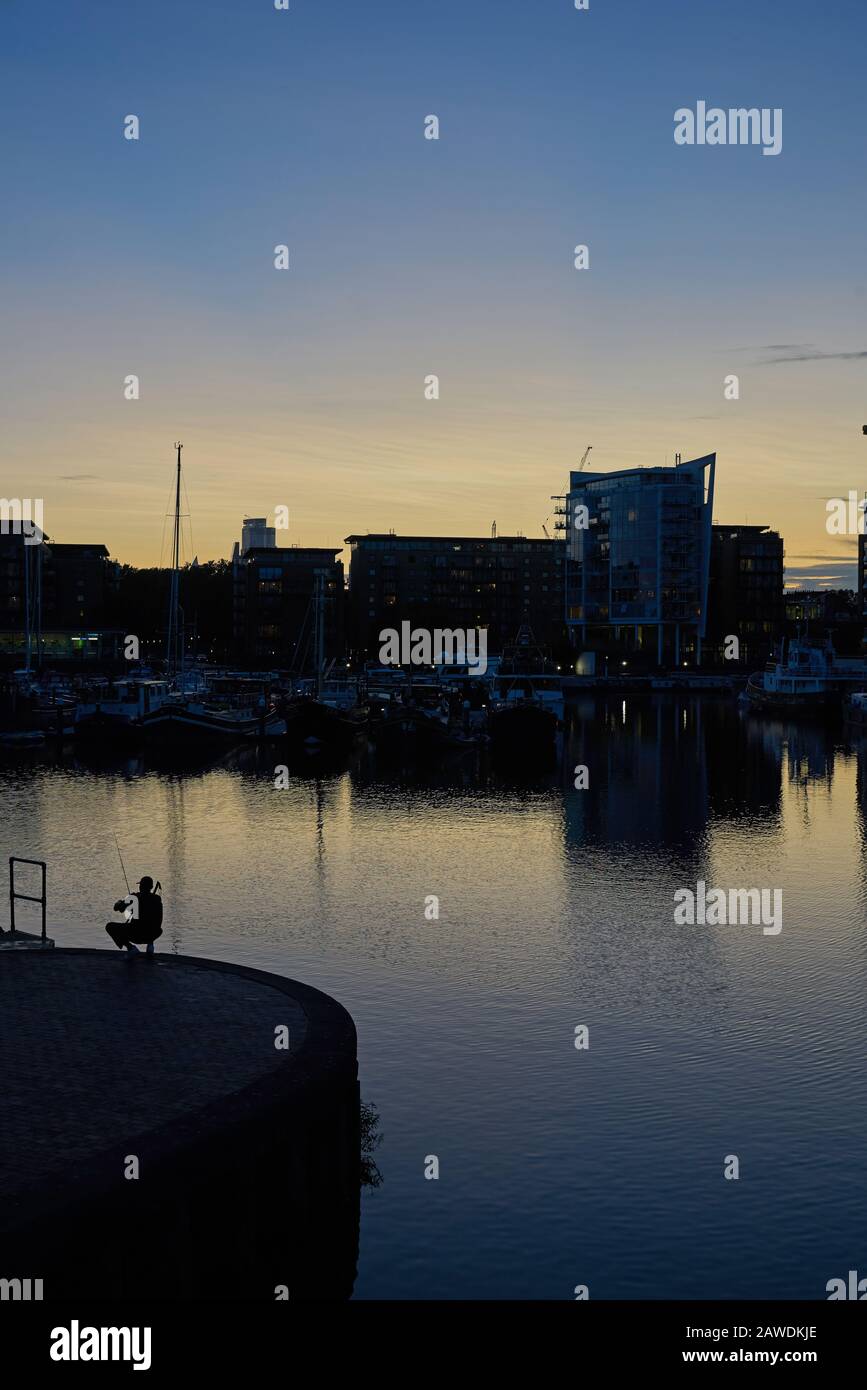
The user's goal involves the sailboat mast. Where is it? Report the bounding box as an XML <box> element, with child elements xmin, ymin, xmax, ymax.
<box><xmin>314</xmin><ymin>570</ymin><xmax>325</xmax><ymax>700</ymax></box>
<box><xmin>35</xmin><ymin>540</ymin><xmax>42</xmax><ymax>671</ymax></box>
<box><xmin>23</xmin><ymin>539</ymin><xmax>31</xmax><ymax>675</ymax></box>
<box><xmin>166</xmin><ymin>442</ymin><xmax>182</xmax><ymax>674</ymax></box>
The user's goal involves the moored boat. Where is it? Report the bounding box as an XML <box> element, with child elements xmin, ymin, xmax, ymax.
<box><xmin>145</xmin><ymin>699</ymin><xmax>283</xmax><ymax>742</ymax></box>
<box><xmin>487</xmin><ymin>629</ymin><xmax>564</xmax><ymax>753</ymax></box>
<box><xmin>283</xmin><ymin>695</ymin><xmax>365</xmax><ymax>752</ymax></box>
<box><xmin>741</xmin><ymin>639</ymin><xmax>867</xmax><ymax>717</ymax></box>
<box><xmin>488</xmin><ymin>688</ymin><xmax>560</xmax><ymax>750</ymax></box>
<box><xmin>844</xmin><ymin>692</ymin><xmax>867</xmax><ymax>730</ymax></box>
<box><xmin>72</xmin><ymin>680</ymin><xmax>175</xmax><ymax>744</ymax></box>
<box><xmin>406</xmin><ymin>705</ymin><xmax>482</xmax><ymax>757</ymax></box>
<box><xmin>0</xmin><ymin>729</ymin><xmax>46</xmax><ymax>747</ymax></box>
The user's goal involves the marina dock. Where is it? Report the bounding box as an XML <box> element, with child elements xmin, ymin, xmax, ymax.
<box><xmin>0</xmin><ymin>949</ymin><xmax>360</xmax><ymax>1300</ymax></box>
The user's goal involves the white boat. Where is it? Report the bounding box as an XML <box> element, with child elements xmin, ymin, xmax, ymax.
<box><xmin>743</xmin><ymin>638</ymin><xmax>867</xmax><ymax>716</ymax></box>
<box><xmin>72</xmin><ymin>680</ymin><xmax>176</xmax><ymax>742</ymax></box>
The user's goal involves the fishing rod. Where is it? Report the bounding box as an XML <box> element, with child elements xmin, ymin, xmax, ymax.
<box><xmin>114</xmin><ymin>834</ymin><xmax>131</xmax><ymax>895</ymax></box>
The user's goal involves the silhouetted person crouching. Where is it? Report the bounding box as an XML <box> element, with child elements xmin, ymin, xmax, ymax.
<box><xmin>106</xmin><ymin>876</ymin><xmax>163</xmax><ymax>956</ymax></box>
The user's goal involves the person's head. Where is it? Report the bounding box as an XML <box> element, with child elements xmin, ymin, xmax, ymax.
<box><xmin>138</xmin><ymin>875</ymin><xmax>154</xmax><ymax>895</ymax></box>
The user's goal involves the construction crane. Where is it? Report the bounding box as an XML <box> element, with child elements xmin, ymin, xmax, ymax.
<box><xmin>544</xmin><ymin>448</ymin><xmax>592</xmax><ymax>537</ymax></box>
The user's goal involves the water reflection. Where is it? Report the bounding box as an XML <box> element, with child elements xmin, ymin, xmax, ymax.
<box><xmin>3</xmin><ymin>696</ymin><xmax>867</xmax><ymax>1298</ymax></box>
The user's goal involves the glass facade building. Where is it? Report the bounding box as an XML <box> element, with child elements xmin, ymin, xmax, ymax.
<box><xmin>563</xmin><ymin>454</ymin><xmax>715</xmax><ymax>665</ymax></box>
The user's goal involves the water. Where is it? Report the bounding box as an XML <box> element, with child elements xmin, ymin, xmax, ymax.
<box><xmin>3</xmin><ymin>695</ymin><xmax>867</xmax><ymax>1300</ymax></box>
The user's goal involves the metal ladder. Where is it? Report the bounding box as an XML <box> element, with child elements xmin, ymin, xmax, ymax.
<box><xmin>6</xmin><ymin>857</ymin><xmax>47</xmax><ymax>941</ymax></box>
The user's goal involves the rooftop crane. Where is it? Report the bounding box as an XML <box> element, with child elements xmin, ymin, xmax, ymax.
<box><xmin>543</xmin><ymin>448</ymin><xmax>593</xmax><ymax>537</ymax></box>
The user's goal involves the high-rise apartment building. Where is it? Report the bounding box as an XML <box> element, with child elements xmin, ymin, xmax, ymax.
<box><xmin>561</xmin><ymin>454</ymin><xmax>715</xmax><ymax>665</ymax></box>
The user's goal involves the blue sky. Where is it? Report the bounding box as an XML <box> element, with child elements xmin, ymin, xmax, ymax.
<box><xmin>2</xmin><ymin>0</ymin><xmax>866</xmax><ymax>582</ymax></box>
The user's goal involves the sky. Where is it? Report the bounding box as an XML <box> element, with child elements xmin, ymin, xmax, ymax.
<box><xmin>2</xmin><ymin>0</ymin><xmax>866</xmax><ymax>584</ymax></box>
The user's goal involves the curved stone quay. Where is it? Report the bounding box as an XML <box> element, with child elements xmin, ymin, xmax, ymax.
<box><xmin>0</xmin><ymin>949</ymin><xmax>360</xmax><ymax>1301</ymax></box>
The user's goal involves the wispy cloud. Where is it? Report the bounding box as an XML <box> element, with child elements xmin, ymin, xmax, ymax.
<box><xmin>58</xmin><ymin>473</ymin><xmax>100</xmax><ymax>481</ymax></box>
<box><xmin>760</xmin><ymin>345</ymin><xmax>867</xmax><ymax>365</ymax></box>
<box><xmin>784</xmin><ymin>561</ymin><xmax>857</xmax><ymax>588</ymax></box>
<box><xmin>788</xmin><ymin>550</ymin><xmax>856</xmax><ymax>562</ymax></box>
<box><xmin>722</xmin><ymin>344</ymin><xmax>867</xmax><ymax>364</ymax></box>
<box><xmin>719</xmin><ymin>343</ymin><xmax>812</xmax><ymax>354</ymax></box>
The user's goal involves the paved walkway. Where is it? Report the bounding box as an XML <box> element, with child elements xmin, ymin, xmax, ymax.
<box><xmin>0</xmin><ymin>949</ymin><xmax>320</xmax><ymax>1210</ymax></box>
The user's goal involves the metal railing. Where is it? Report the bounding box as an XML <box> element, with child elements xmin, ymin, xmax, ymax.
<box><xmin>7</xmin><ymin>857</ymin><xmax>47</xmax><ymax>940</ymax></box>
